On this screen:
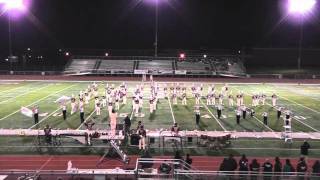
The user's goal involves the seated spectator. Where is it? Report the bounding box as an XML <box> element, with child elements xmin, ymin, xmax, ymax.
<box><xmin>140</xmin><ymin>150</ymin><xmax>153</xmax><ymax>169</ymax></box>
<box><xmin>300</xmin><ymin>140</ymin><xmax>310</xmax><ymax>156</ymax></box>
<box><xmin>250</xmin><ymin>159</ymin><xmax>260</xmax><ymax>180</ymax></box>
<box><xmin>283</xmin><ymin>159</ymin><xmax>295</xmax><ymax>175</ymax></box>
<box><xmin>312</xmin><ymin>160</ymin><xmax>320</xmax><ymax>176</ymax></box>
<box><xmin>159</xmin><ymin>161</ymin><xmax>172</xmax><ymax>174</ymax></box>
<box><xmin>273</xmin><ymin>157</ymin><xmax>282</xmax><ymax>180</ymax></box>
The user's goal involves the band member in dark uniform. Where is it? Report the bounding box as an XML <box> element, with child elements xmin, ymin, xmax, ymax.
<box><xmin>236</xmin><ymin>110</ymin><xmax>241</xmax><ymax>124</ymax></box>
<box><xmin>62</xmin><ymin>103</ymin><xmax>67</xmax><ymax>120</ymax></box>
<box><xmin>44</xmin><ymin>124</ymin><xmax>52</xmax><ymax>144</ymax></box>
<box><xmin>33</xmin><ymin>105</ymin><xmax>39</xmax><ymax>124</ymax></box>
<box><xmin>277</xmin><ymin>107</ymin><xmax>282</xmax><ymax>120</ymax></box>
<box><xmin>242</xmin><ymin>106</ymin><xmax>247</xmax><ymax>119</ymax></box>
<box><xmin>263</xmin><ymin>112</ymin><xmax>268</xmax><ymax>125</ymax></box>
<box><xmin>250</xmin><ymin>108</ymin><xmax>255</xmax><ymax>117</ymax></box>
<box><xmin>217</xmin><ymin>105</ymin><xmax>222</xmax><ymax>119</ymax></box>
<box><xmin>79</xmin><ymin>104</ymin><xmax>85</xmax><ymax>123</ymax></box>
<box><xmin>195</xmin><ymin>106</ymin><xmax>200</xmax><ymax>126</ymax></box>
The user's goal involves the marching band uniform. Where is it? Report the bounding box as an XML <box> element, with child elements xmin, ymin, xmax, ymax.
<box><xmin>95</xmin><ymin>102</ymin><xmax>101</xmax><ymax>116</ymax></box>
<box><xmin>277</xmin><ymin>107</ymin><xmax>282</xmax><ymax>120</ymax></box>
<box><xmin>218</xmin><ymin>94</ymin><xmax>223</xmax><ymax>105</ymax></box>
<box><xmin>84</xmin><ymin>93</ymin><xmax>90</xmax><ymax>104</ymax></box>
<box><xmin>108</xmin><ymin>101</ymin><xmax>113</xmax><ymax>115</ymax></box>
<box><xmin>33</xmin><ymin>106</ymin><xmax>39</xmax><ymax>124</ymax></box>
<box><xmin>62</xmin><ymin>104</ymin><xmax>67</xmax><ymax>120</ymax></box>
<box><xmin>261</xmin><ymin>94</ymin><xmax>266</xmax><ymax>105</ymax></box>
<box><xmin>115</xmin><ymin>97</ymin><xmax>120</xmax><ymax>111</ymax></box>
<box><xmin>272</xmin><ymin>94</ymin><xmax>277</xmax><ymax>107</ymax></box>
<box><xmin>195</xmin><ymin>106</ymin><xmax>200</xmax><ymax>126</ymax></box>
<box><xmin>217</xmin><ymin>105</ymin><xmax>222</xmax><ymax>119</ymax></box>
<box><xmin>134</xmin><ymin>98</ymin><xmax>140</xmax><ymax>116</ymax></box>
<box><xmin>242</xmin><ymin>106</ymin><xmax>247</xmax><ymax>119</ymax></box>
<box><xmin>102</xmin><ymin>96</ymin><xmax>107</xmax><ymax>107</ymax></box>
<box><xmin>79</xmin><ymin>104</ymin><xmax>84</xmax><ymax>123</ymax></box>
<box><xmin>236</xmin><ymin>110</ymin><xmax>241</xmax><ymax>124</ymax></box>
<box><xmin>182</xmin><ymin>93</ymin><xmax>187</xmax><ymax>105</ymax></box>
<box><xmin>195</xmin><ymin>93</ymin><xmax>200</xmax><ymax>105</ymax></box>
<box><xmin>172</xmin><ymin>93</ymin><xmax>178</xmax><ymax>105</ymax></box>
<box><xmin>149</xmin><ymin>98</ymin><xmax>154</xmax><ymax>113</ymax></box>
<box><xmin>236</xmin><ymin>94</ymin><xmax>241</xmax><ymax>107</ymax></box>
<box><xmin>228</xmin><ymin>94</ymin><xmax>234</xmax><ymax>107</ymax></box>
<box><xmin>70</xmin><ymin>98</ymin><xmax>77</xmax><ymax>115</ymax></box>
<box><xmin>240</xmin><ymin>93</ymin><xmax>244</xmax><ymax>106</ymax></box>
<box><xmin>263</xmin><ymin>112</ymin><xmax>268</xmax><ymax>125</ymax></box>
<box><xmin>206</xmin><ymin>94</ymin><xmax>212</xmax><ymax>105</ymax></box>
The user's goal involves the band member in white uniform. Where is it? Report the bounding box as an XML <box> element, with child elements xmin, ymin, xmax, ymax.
<box><xmin>181</xmin><ymin>93</ymin><xmax>187</xmax><ymax>105</ymax></box>
<box><xmin>149</xmin><ymin>97</ymin><xmax>154</xmax><ymax>113</ymax></box>
<box><xmin>95</xmin><ymin>101</ymin><xmax>101</xmax><ymax>116</ymax></box>
<box><xmin>236</xmin><ymin>94</ymin><xmax>241</xmax><ymax>107</ymax></box>
<box><xmin>108</xmin><ymin>100</ymin><xmax>113</xmax><ymax>115</ymax></box>
<box><xmin>172</xmin><ymin>92</ymin><xmax>178</xmax><ymax>105</ymax></box>
<box><xmin>133</xmin><ymin>98</ymin><xmax>140</xmax><ymax>116</ymax></box>
<box><xmin>70</xmin><ymin>97</ymin><xmax>77</xmax><ymax>115</ymax></box>
<box><xmin>206</xmin><ymin>93</ymin><xmax>212</xmax><ymax>105</ymax></box>
<box><xmin>271</xmin><ymin>94</ymin><xmax>277</xmax><ymax>107</ymax></box>
<box><xmin>228</xmin><ymin>94</ymin><xmax>234</xmax><ymax>107</ymax></box>
<box><xmin>218</xmin><ymin>93</ymin><xmax>223</xmax><ymax>105</ymax></box>
<box><xmin>195</xmin><ymin>93</ymin><xmax>200</xmax><ymax>105</ymax></box>
<box><xmin>102</xmin><ymin>96</ymin><xmax>107</xmax><ymax>107</ymax></box>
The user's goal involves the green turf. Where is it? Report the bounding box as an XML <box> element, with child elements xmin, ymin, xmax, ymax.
<box><xmin>0</xmin><ymin>80</ymin><xmax>319</xmax><ymax>157</ymax></box>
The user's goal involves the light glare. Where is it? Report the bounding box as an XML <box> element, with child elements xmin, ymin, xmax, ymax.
<box><xmin>288</xmin><ymin>0</ymin><xmax>316</xmax><ymax>14</ymax></box>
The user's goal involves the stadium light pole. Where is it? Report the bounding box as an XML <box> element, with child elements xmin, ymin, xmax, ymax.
<box><xmin>154</xmin><ymin>0</ymin><xmax>159</xmax><ymax>57</ymax></box>
<box><xmin>287</xmin><ymin>0</ymin><xmax>316</xmax><ymax>70</ymax></box>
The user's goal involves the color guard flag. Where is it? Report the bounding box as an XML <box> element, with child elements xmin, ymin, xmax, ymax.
<box><xmin>55</xmin><ymin>95</ymin><xmax>71</xmax><ymax>104</ymax></box>
<box><xmin>21</xmin><ymin>106</ymin><xmax>33</xmax><ymax>118</ymax></box>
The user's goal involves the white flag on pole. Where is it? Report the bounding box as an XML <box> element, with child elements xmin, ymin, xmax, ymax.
<box><xmin>55</xmin><ymin>96</ymin><xmax>71</xmax><ymax>104</ymax></box>
<box><xmin>21</xmin><ymin>106</ymin><xmax>33</xmax><ymax>118</ymax></box>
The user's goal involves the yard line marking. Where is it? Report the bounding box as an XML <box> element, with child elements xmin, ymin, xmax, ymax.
<box><xmin>167</xmin><ymin>97</ymin><xmax>176</xmax><ymax>124</ymax></box>
<box><xmin>76</xmin><ymin>109</ymin><xmax>96</xmax><ymax>130</ymax></box>
<box><xmin>245</xmin><ymin>86</ymin><xmax>319</xmax><ymax>132</ymax></box>
<box><xmin>200</xmin><ymin>99</ymin><xmax>227</xmax><ymax>131</ymax></box>
<box><xmin>0</xmin><ymin>84</ymin><xmax>77</xmax><ymax>121</ymax></box>
<box><xmin>0</xmin><ymin>84</ymin><xmax>52</xmax><ymax>104</ymax></box>
<box><xmin>0</xmin><ymin>83</ymin><xmax>36</xmax><ymax>95</ymax></box>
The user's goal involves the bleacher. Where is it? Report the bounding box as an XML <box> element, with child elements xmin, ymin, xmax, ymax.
<box><xmin>176</xmin><ymin>60</ymin><xmax>212</xmax><ymax>74</ymax></box>
<box><xmin>137</xmin><ymin>60</ymin><xmax>174</xmax><ymax>74</ymax></box>
<box><xmin>97</xmin><ymin>60</ymin><xmax>135</xmax><ymax>74</ymax></box>
<box><xmin>64</xmin><ymin>59</ymin><xmax>97</xmax><ymax>74</ymax></box>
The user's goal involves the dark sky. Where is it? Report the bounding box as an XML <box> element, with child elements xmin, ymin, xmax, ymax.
<box><xmin>1</xmin><ymin>0</ymin><xmax>320</xmax><ymax>54</ymax></box>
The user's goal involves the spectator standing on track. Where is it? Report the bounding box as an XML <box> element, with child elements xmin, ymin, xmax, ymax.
<box><xmin>297</xmin><ymin>157</ymin><xmax>308</xmax><ymax>179</ymax></box>
<box><xmin>273</xmin><ymin>157</ymin><xmax>282</xmax><ymax>180</ymax></box>
<box><xmin>32</xmin><ymin>105</ymin><xmax>39</xmax><ymax>124</ymax></box>
<box><xmin>250</xmin><ymin>159</ymin><xmax>260</xmax><ymax>180</ymax></box>
<box><xmin>137</xmin><ymin>125</ymin><xmax>146</xmax><ymax>150</ymax></box>
<box><xmin>226</xmin><ymin>154</ymin><xmax>238</xmax><ymax>172</ymax></box>
<box><xmin>312</xmin><ymin>160</ymin><xmax>320</xmax><ymax>176</ymax></box>
<box><xmin>300</xmin><ymin>140</ymin><xmax>311</xmax><ymax>156</ymax></box>
<box><xmin>123</xmin><ymin>115</ymin><xmax>131</xmax><ymax>135</ymax></box>
<box><xmin>262</xmin><ymin>159</ymin><xmax>273</xmax><ymax>180</ymax></box>
<box><xmin>239</xmin><ymin>154</ymin><xmax>249</xmax><ymax>178</ymax></box>
<box><xmin>219</xmin><ymin>158</ymin><xmax>228</xmax><ymax>172</ymax></box>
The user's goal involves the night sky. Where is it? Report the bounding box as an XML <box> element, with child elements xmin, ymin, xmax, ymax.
<box><xmin>0</xmin><ymin>0</ymin><xmax>320</xmax><ymax>55</ymax></box>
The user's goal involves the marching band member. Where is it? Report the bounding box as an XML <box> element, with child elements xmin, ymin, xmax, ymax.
<box><xmin>241</xmin><ymin>105</ymin><xmax>247</xmax><ymax>119</ymax></box>
<box><xmin>95</xmin><ymin>99</ymin><xmax>101</xmax><ymax>116</ymax></box>
<box><xmin>191</xmin><ymin>84</ymin><xmax>196</xmax><ymax>97</ymax></box>
<box><xmin>171</xmin><ymin>122</ymin><xmax>180</xmax><ymax>136</ymax></box>
<box><xmin>84</xmin><ymin>92</ymin><xmax>90</xmax><ymax>104</ymax></box>
<box><xmin>261</xmin><ymin>93</ymin><xmax>266</xmax><ymax>105</ymax></box>
<box><xmin>110</xmin><ymin>109</ymin><xmax>117</xmax><ymax>136</ymax></box>
<box><xmin>181</xmin><ymin>92</ymin><xmax>187</xmax><ymax>105</ymax></box>
<box><xmin>218</xmin><ymin>93</ymin><xmax>223</xmax><ymax>105</ymax></box>
<box><xmin>102</xmin><ymin>96</ymin><xmax>107</xmax><ymax>107</ymax></box>
<box><xmin>133</xmin><ymin>98</ymin><xmax>140</xmax><ymax>116</ymax></box>
<box><xmin>79</xmin><ymin>102</ymin><xmax>85</xmax><ymax>123</ymax></box>
<box><xmin>228</xmin><ymin>94</ymin><xmax>234</xmax><ymax>107</ymax></box>
<box><xmin>206</xmin><ymin>93</ymin><xmax>212</xmax><ymax>105</ymax></box>
<box><xmin>236</xmin><ymin>109</ymin><xmax>241</xmax><ymax>124</ymax></box>
<box><xmin>262</xmin><ymin>112</ymin><xmax>268</xmax><ymax>125</ymax></box>
<box><xmin>149</xmin><ymin>97</ymin><xmax>154</xmax><ymax>113</ymax></box>
<box><xmin>252</xmin><ymin>94</ymin><xmax>257</xmax><ymax>107</ymax></box>
<box><xmin>240</xmin><ymin>92</ymin><xmax>244</xmax><ymax>106</ymax></box>
<box><xmin>271</xmin><ymin>93</ymin><xmax>277</xmax><ymax>107</ymax></box>
<box><xmin>33</xmin><ymin>105</ymin><xmax>39</xmax><ymax>124</ymax></box>
<box><xmin>199</xmin><ymin>84</ymin><xmax>203</xmax><ymax>97</ymax></box>
<box><xmin>122</xmin><ymin>89</ymin><xmax>127</xmax><ymax>105</ymax></box>
<box><xmin>236</xmin><ymin>93</ymin><xmax>242</xmax><ymax>107</ymax></box>
<box><xmin>172</xmin><ymin>92</ymin><xmax>178</xmax><ymax>105</ymax></box>
<box><xmin>195</xmin><ymin>106</ymin><xmax>201</xmax><ymax>126</ymax></box>
<box><xmin>277</xmin><ymin>106</ymin><xmax>282</xmax><ymax>120</ymax></box>
<box><xmin>62</xmin><ymin>103</ymin><xmax>67</xmax><ymax>120</ymax></box>
<box><xmin>163</xmin><ymin>85</ymin><xmax>168</xmax><ymax>98</ymax></box>
<box><xmin>217</xmin><ymin>105</ymin><xmax>222</xmax><ymax>119</ymax></box>
<box><xmin>195</xmin><ymin>93</ymin><xmax>200</xmax><ymax>105</ymax></box>
<box><xmin>70</xmin><ymin>97</ymin><xmax>77</xmax><ymax>115</ymax></box>
<box><xmin>108</xmin><ymin>100</ymin><xmax>113</xmax><ymax>115</ymax></box>
<box><xmin>115</xmin><ymin>96</ymin><xmax>120</xmax><ymax>111</ymax></box>
<box><xmin>137</xmin><ymin>125</ymin><xmax>146</xmax><ymax>150</ymax></box>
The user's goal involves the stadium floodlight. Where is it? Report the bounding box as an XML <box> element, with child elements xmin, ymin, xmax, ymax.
<box><xmin>288</xmin><ymin>0</ymin><xmax>316</xmax><ymax>15</ymax></box>
<box><xmin>287</xmin><ymin>0</ymin><xmax>317</xmax><ymax>70</ymax></box>
<box><xmin>65</xmin><ymin>52</ymin><xmax>70</xmax><ymax>56</ymax></box>
<box><xmin>105</xmin><ymin>53</ymin><xmax>109</xmax><ymax>57</ymax></box>
<box><xmin>203</xmin><ymin>54</ymin><xmax>207</xmax><ymax>58</ymax></box>
<box><xmin>179</xmin><ymin>53</ymin><xmax>185</xmax><ymax>59</ymax></box>
<box><xmin>1</xmin><ymin>0</ymin><xmax>26</xmax><ymax>11</ymax></box>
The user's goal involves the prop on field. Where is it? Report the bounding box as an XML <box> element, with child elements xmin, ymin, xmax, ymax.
<box><xmin>201</xmin><ymin>114</ymin><xmax>211</xmax><ymax>119</ymax></box>
<box><xmin>55</xmin><ymin>96</ymin><xmax>71</xmax><ymax>104</ymax></box>
<box><xmin>20</xmin><ymin>107</ymin><xmax>33</xmax><ymax>118</ymax></box>
<box><xmin>53</xmin><ymin>112</ymin><xmax>63</xmax><ymax>117</ymax></box>
<box><xmin>39</xmin><ymin>113</ymin><xmax>48</xmax><ymax>117</ymax></box>
<box><xmin>119</xmin><ymin>113</ymin><xmax>128</xmax><ymax>118</ymax></box>
<box><xmin>135</xmin><ymin>113</ymin><xmax>145</xmax><ymax>118</ymax></box>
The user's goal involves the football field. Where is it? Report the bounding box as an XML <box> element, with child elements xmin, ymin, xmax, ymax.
<box><xmin>0</xmin><ymin>80</ymin><xmax>320</xmax><ymax>157</ymax></box>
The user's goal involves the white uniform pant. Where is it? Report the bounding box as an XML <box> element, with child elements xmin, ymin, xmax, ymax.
<box><xmin>96</xmin><ymin>106</ymin><xmax>101</xmax><ymax>116</ymax></box>
<box><xmin>139</xmin><ymin>137</ymin><xmax>146</xmax><ymax>150</ymax></box>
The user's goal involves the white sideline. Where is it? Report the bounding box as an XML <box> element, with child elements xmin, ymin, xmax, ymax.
<box><xmin>0</xmin><ymin>84</ymin><xmax>76</xmax><ymax>121</ymax></box>
<box><xmin>167</xmin><ymin>97</ymin><xmax>176</xmax><ymax>124</ymax></box>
